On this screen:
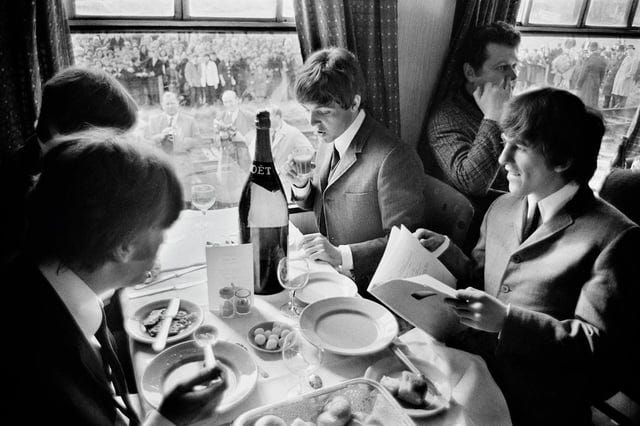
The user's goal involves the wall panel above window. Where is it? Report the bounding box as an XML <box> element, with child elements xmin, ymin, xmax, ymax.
<box><xmin>75</xmin><ymin>0</ymin><xmax>174</xmax><ymax>17</ymax></box>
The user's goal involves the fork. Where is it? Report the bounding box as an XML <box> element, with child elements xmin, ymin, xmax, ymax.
<box><xmin>235</xmin><ymin>342</ymin><xmax>270</xmax><ymax>378</ymax></box>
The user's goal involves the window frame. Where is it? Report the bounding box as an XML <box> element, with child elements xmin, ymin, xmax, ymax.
<box><xmin>516</xmin><ymin>0</ymin><xmax>640</xmax><ymax>36</ymax></box>
<box><xmin>64</xmin><ymin>0</ymin><xmax>297</xmax><ymax>32</ymax></box>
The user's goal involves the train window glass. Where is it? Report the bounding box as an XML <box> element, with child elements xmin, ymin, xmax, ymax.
<box><xmin>633</xmin><ymin>8</ymin><xmax>640</xmax><ymax>26</ymax></box>
<box><xmin>70</xmin><ymin>31</ymin><xmax>310</xmax><ymax>208</ymax></box>
<box><xmin>528</xmin><ymin>0</ymin><xmax>582</xmax><ymax>25</ymax></box>
<box><xmin>74</xmin><ymin>0</ymin><xmax>174</xmax><ymax>17</ymax></box>
<box><xmin>585</xmin><ymin>0</ymin><xmax>633</xmax><ymax>27</ymax></box>
<box><xmin>515</xmin><ymin>36</ymin><xmax>640</xmax><ymax>189</ymax></box>
<box><xmin>189</xmin><ymin>0</ymin><xmax>278</xmax><ymax>19</ymax></box>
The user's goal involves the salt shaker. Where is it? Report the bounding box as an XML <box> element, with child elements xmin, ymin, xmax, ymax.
<box><xmin>234</xmin><ymin>287</ymin><xmax>252</xmax><ymax>315</ymax></box>
<box><xmin>219</xmin><ymin>284</ymin><xmax>235</xmax><ymax>318</ymax></box>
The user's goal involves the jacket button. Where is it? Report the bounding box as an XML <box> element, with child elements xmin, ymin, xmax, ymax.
<box><xmin>512</xmin><ymin>255</ymin><xmax>522</xmax><ymax>263</ymax></box>
<box><xmin>501</xmin><ymin>285</ymin><xmax>511</xmax><ymax>293</ymax></box>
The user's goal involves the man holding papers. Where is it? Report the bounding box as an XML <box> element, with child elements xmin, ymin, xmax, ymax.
<box><xmin>286</xmin><ymin>47</ymin><xmax>425</xmax><ymax>291</ymax></box>
<box><xmin>413</xmin><ymin>88</ymin><xmax>639</xmax><ymax>425</ymax></box>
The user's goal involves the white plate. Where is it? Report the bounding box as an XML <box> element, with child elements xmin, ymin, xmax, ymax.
<box><xmin>124</xmin><ymin>299</ymin><xmax>204</xmax><ymax>345</ymax></box>
<box><xmin>364</xmin><ymin>355</ymin><xmax>451</xmax><ymax>418</ymax></box>
<box><xmin>299</xmin><ymin>297</ymin><xmax>398</xmax><ymax>356</ymax></box>
<box><xmin>141</xmin><ymin>340</ymin><xmax>258</xmax><ymax>412</ymax></box>
<box><xmin>295</xmin><ymin>272</ymin><xmax>358</xmax><ymax>305</ymax></box>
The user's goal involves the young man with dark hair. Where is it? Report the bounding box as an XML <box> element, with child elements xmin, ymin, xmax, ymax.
<box><xmin>415</xmin><ymin>88</ymin><xmax>639</xmax><ymax>425</ymax></box>
<box><xmin>426</xmin><ymin>21</ymin><xmax>521</xmax><ymax>200</ymax></box>
<box><xmin>286</xmin><ymin>47</ymin><xmax>426</xmax><ymax>292</ymax></box>
<box><xmin>7</xmin><ymin>129</ymin><xmax>227</xmax><ymax>425</ymax></box>
<box><xmin>2</xmin><ymin>66</ymin><xmax>139</xmax><ymax>267</ymax></box>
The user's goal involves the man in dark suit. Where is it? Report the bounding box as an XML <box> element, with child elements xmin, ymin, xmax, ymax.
<box><xmin>415</xmin><ymin>88</ymin><xmax>640</xmax><ymax>425</ymax></box>
<box><xmin>7</xmin><ymin>130</ymin><xmax>226</xmax><ymax>425</ymax></box>
<box><xmin>286</xmin><ymin>47</ymin><xmax>426</xmax><ymax>291</ymax></box>
<box><xmin>1</xmin><ymin>66</ymin><xmax>139</xmax><ymax>268</ymax></box>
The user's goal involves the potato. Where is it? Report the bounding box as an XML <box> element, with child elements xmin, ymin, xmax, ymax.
<box><xmin>265</xmin><ymin>338</ymin><xmax>278</xmax><ymax>350</ymax></box>
<box><xmin>254</xmin><ymin>327</ymin><xmax>265</xmax><ymax>336</ymax></box>
<box><xmin>254</xmin><ymin>333</ymin><xmax>267</xmax><ymax>346</ymax></box>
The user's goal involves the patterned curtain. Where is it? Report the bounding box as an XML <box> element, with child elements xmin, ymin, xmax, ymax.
<box><xmin>294</xmin><ymin>0</ymin><xmax>401</xmax><ymax>136</ymax></box>
<box><xmin>0</xmin><ymin>0</ymin><xmax>73</xmax><ymax>162</ymax></box>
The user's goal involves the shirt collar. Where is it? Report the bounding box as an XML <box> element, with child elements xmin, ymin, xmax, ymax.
<box><xmin>333</xmin><ymin>110</ymin><xmax>365</xmax><ymax>157</ymax></box>
<box><xmin>527</xmin><ymin>181</ymin><xmax>579</xmax><ymax>223</ymax></box>
<box><xmin>39</xmin><ymin>260</ymin><xmax>103</xmax><ymax>340</ymax></box>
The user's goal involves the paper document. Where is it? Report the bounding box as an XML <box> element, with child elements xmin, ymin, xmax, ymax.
<box><xmin>368</xmin><ymin>225</ymin><xmax>464</xmax><ymax>340</ymax></box>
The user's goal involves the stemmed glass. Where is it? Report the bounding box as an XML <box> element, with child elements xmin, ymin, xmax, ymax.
<box><xmin>191</xmin><ymin>183</ymin><xmax>216</xmax><ymax>215</ymax></box>
<box><xmin>277</xmin><ymin>256</ymin><xmax>310</xmax><ymax>317</ymax></box>
<box><xmin>191</xmin><ymin>183</ymin><xmax>216</xmax><ymax>247</ymax></box>
<box><xmin>282</xmin><ymin>329</ymin><xmax>324</xmax><ymax>396</ymax></box>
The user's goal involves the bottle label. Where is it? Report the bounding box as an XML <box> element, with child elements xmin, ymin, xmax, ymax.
<box><xmin>247</xmin><ymin>183</ymin><xmax>288</xmax><ymax>227</ymax></box>
<box><xmin>250</xmin><ymin>163</ymin><xmax>274</xmax><ymax>176</ymax></box>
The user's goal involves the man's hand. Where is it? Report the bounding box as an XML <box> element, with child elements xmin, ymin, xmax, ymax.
<box><xmin>158</xmin><ymin>366</ymin><xmax>227</xmax><ymax>426</ymax></box>
<box><xmin>413</xmin><ymin>228</ymin><xmax>446</xmax><ymax>252</ymax></box>
<box><xmin>300</xmin><ymin>233</ymin><xmax>341</xmax><ymax>267</ymax></box>
<box><xmin>444</xmin><ymin>287</ymin><xmax>508</xmax><ymax>333</ymax></box>
<box><xmin>473</xmin><ymin>80</ymin><xmax>511</xmax><ymax>122</ymax></box>
<box><xmin>284</xmin><ymin>154</ymin><xmax>313</xmax><ymax>188</ymax></box>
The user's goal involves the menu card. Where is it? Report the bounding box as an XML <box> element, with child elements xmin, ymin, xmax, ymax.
<box><xmin>205</xmin><ymin>243</ymin><xmax>253</xmax><ymax>315</ymax></box>
<box><xmin>367</xmin><ymin>225</ymin><xmax>465</xmax><ymax>340</ymax></box>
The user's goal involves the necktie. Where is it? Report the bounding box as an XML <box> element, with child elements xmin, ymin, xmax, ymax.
<box><xmin>319</xmin><ymin>147</ymin><xmax>340</xmax><ymax>236</ymax></box>
<box><xmin>95</xmin><ymin>309</ymin><xmax>140</xmax><ymax>425</ymax></box>
<box><xmin>522</xmin><ymin>204</ymin><xmax>541</xmax><ymax>241</ymax></box>
<box><xmin>328</xmin><ymin>147</ymin><xmax>340</xmax><ymax>181</ymax></box>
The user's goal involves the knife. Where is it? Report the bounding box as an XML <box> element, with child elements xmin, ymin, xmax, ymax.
<box><xmin>152</xmin><ymin>297</ymin><xmax>180</xmax><ymax>352</ymax></box>
<box><xmin>390</xmin><ymin>341</ymin><xmax>423</xmax><ymax>377</ymax></box>
<box><xmin>129</xmin><ymin>280</ymin><xmax>205</xmax><ymax>299</ymax></box>
<box><xmin>134</xmin><ymin>264</ymin><xmax>207</xmax><ymax>290</ymax></box>
<box><xmin>390</xmin><ymin>341</ymin><xmax>449</xmax><ymax>408</ymax></box>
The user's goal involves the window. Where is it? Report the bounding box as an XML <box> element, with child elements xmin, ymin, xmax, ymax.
<box><xmin>66</xmin><ymin>1</ymin><xmax>311</xmax><ymax>209</ymax></box>
<box><xmin>516</xmin><ymin>0</ymin><xmax>640</xmax><ymax>190</ymax></box>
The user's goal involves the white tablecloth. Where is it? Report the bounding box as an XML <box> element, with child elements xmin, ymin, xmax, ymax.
<box><xmin>124</xmin><ymin>209</ymin><xmax>511</xmax><ymax>425</ymax></box>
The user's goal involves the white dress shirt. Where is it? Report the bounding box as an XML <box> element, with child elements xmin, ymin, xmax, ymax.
<box><xmin>527</xmin><ymin>181</ymin><xmax>580</xmax><ymax>225</ymax></box>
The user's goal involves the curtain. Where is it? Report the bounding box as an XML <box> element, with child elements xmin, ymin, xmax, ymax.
<box><xmin>294</xmin><ymin>0</ymin><xmax>401</xmax><ymax>136</ymax></box>
<box><xmin>0</xmin><ymin>0</ymin><xmax>73</xmax><ymax>161</ymax></box>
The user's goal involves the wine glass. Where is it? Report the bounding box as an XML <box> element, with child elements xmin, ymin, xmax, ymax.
<box><xmin>277</xmin><ymin>256</ymin><xmax>310</xmax><ymax>317</ymax></box>
<box><xmin>282</xmin><ymin>329</ymin><xmax>324</xmax><ymax>396</ymax></box>
<box><xmin>191</xmin><ymin>183</ymin><xmax>216</xmax><ymax>215</ymax></box>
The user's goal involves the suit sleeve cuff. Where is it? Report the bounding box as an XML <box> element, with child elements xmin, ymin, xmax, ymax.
<box><xmin>432</xmin><ymin>235</ymin><xmax>450</xmax><ymax>258</ymax></box>
<box><xmin>338</xmin><ymin>244</ymin><xmax>354</xmax><ymax>274</ymax></box>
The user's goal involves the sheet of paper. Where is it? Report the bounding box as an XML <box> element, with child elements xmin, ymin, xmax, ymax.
<box><xmin>369</xmin><ymin>275</ymin><xmax>463</xmax><ymax>341</ymax></box>
<box><xmin>369</xmin><ymin>225</ymin><xmax>456</xmax><ymax>291</ymax></box>
<box><xmin>205</xmin><ymin>243</ymin><xmax>253</xmax><ymax>314</ymax></box>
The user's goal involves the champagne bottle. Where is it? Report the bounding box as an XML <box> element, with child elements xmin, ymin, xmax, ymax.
<box><xmin>239</xmin><ymin>110</ymin><xmax>288</xmax><ymax>294</ymax></box>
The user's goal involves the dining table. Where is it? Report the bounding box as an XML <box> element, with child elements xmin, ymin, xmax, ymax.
<box><xmin>122</xmin><ymin>208</ymin><xmax>512</xmax><ymax>426</ymax></box>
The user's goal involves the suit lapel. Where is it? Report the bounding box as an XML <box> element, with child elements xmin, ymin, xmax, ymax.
<box><xmin>318</xmin><ymin>143</ymin><xmax>333</xmax><ymax>193</ymax></box>
<box><xmin>326</xmin><ymin>114</ymin><xmax>373</xmax><ymax>190</ymax></box>
<box><xmin>516</xmin><ymin>186</ymin><xmax>593</xmax><ymax>251</ymax></box>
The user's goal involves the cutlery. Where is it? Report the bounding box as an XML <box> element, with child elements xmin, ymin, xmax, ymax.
<box><xmin>194</xmin><ymin>324</ymin><xmax>218</xmax><ymax>369</ymax></box>
<box><xmin>152</xmin><ymin>297</ymin><xmax>180</xmax><ymax>352</ymax></box>
<box><xmin>235</xmin><ymin>343</ymin><xmax>270</xmax><ymax>378</ymax></box>
<box><xmin>135</xmin><ymin>264</ymin><xmax>206</xmax><ymax>290</ymax></box>
<box><xmin>129</xmin><ymin>279</ymin><xmax>205</xmax><ymax>299</ymax></box>
<box><xmin>390</xmin><ymin>341</ymin><xmax>449</xmax><ymax>408</ymax></box>
<box><xmin>390</xmin><ymin>342</ymin><xmax>423</xmax><ymax>377</ymax></box>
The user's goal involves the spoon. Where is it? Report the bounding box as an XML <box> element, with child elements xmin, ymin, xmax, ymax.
<box><xmin>194</xmin><ymin>324</ymin><xmax>218</xmax><ymax>369</ymax></box>
<box><xmin>308</xmin><ymin>373</ymin><xmax>323</xmax><ymax>389</ymax></box>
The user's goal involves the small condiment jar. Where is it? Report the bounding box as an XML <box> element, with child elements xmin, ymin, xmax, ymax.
<box><xmin>234</xmin><ymin>287</ymin><xmax>252</xmax><ymax>315</ymax></box>
<box><xmin>219</xmin><ymin>285</ymin><xmax>235</xmax><ymax>318</ymax></box>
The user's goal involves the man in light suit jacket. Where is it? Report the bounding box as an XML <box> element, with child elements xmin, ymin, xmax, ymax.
<box><xmin>216</xmin><ymin>90</ymin><xmax>255</xmax><ymax>139</ymax></box>
<box><xmin>415</xmin><ymin>88</ymin><xmax>640</xmax><ymax>425</ymax></box>
<box><xmin>145</xmin><ymin>91</ymin><xmax>201</xmax><ymax>153</ymax></box>
<box><xmin>286</xmin><ymin>47</ymin><xmax>426</xmax><ymax>291</ymax></box>
<box><xmin>7</xmin><ymin>130</ymin><xmax>226</xmax><ymax>425</ymax></box>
